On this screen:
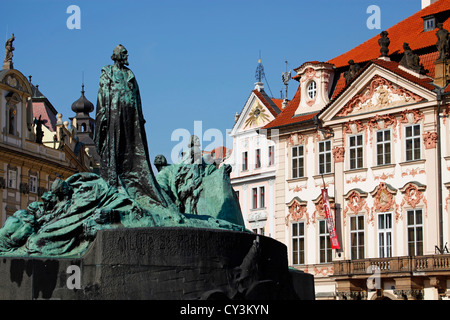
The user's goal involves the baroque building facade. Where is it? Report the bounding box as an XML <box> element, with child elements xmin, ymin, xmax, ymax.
<box><xmin>0</xmin><ymin>39</ymin><xmax>91</xmax><ymax>226</ymax></box>
<box><xmin>234</xmin><ymin>0</ymin><xmax>450</xmax><ymax>300</ymax></box>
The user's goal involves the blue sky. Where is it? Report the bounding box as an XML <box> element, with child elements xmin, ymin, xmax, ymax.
<box><xmin>2</xmin><ymin>0</ymin><xmax>421</xmax><ymax>162</ymax></box>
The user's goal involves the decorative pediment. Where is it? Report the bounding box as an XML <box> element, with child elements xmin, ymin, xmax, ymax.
<box><xmin>231</xmin><ymin>90</ymin><xmax>277</xmax><ymax>136</ymax></box>
<box><xmin>0</xmin><ymin>69</ymin><xmax>33</xmax><ymax>96</ymax></box>
<box><xmin>337</xmin><ymin>75</ymin><xmax>425</xmax><ymax>117</ymax></box>
<box><xmin>370</xmin><ymin>182</ymin><xmax>397</xmax><ymax>213</ymax></box>
<box><xmin>286</xmin><ymin>197</ymin><xmax>308</xmax><ymax>226</ymax></box>
<box><xmin>243</xmin><ymin>101</ymin><xmax>271</xmax><ymax>129</ymax></box>
<box><xmin>343</xmin><ymin>189</ymin><xmax>371</xmax><ymax>225</ymax></box>
<box><xmin>398</xmin><ymin>181</ymin><xmax>427</xmax><ymax>220</ymax></box>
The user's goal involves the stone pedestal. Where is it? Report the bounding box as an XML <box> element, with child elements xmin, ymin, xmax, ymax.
<box><xmin>434</xmin><ymin>60</ymin><xmax>450</xmax><ymax>88</ymax></box>
<box><xmin>0</xmin><ymin>227</ymin><xmax>314</xmax><ymax>300</ymax></box>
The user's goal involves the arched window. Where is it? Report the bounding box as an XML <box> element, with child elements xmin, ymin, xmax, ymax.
<box><xmin>307</xmin><ymin>81</ymin><xmax>317</xmax><ymax>99</ymax></box>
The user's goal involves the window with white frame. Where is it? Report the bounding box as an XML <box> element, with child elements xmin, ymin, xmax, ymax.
<box><xmin>29</xmin><ymin>175</ymin><xmax>38</xmax><ymax>193</ymax></box>
<box><xmin>349</xmin><ymin>134</ymin><xmax>363</xmax><ymax>170</ymax></box>
<box><xmin>319</xmin><ymin>220</ymin><xmax>332</xmax><ymax>263</ymax></box>
<box><xmin>424</xmin><ymin>16</ymin><xmax>435</xmax><ymax>31</ymax></box>
<box><xmin>255</xmin><ymin>148</ymin><xmax>261</xmax><ymax>169</ymax></box>
<box><xmin>376</xmin><ymin>129</ymin><xmax>391</xmax><ymax>165</ymax></box>
<box><xmin>378</xmin><ymin>212</ymin><xmax>392</xmax><ymax>258</ymax></box>
<box><xmin>8</xmin><ymin>169</ymin><xmax>16</xmax><ymax>189</ymax></box>
<box><xmin>319</xmin><ymin>140</ymin><xmax>332</xmax><ymax>174</ymax></box>
<box><xmin>307</xmin><ymin>81</ymin><xmax>317</xmax><ymax>99</ymax></box>
<box><xmin>268</xmin><ymin>145</ymin><xmax>275</xmax><ymax>166</ymax></box>
<box><xmin>251</xmin><ymin>186</ymin><xmax>265</xmax><ymax>209</ymax></box>
<box><xmin>350</xmin><ymin>215</ymin><xmax>365</xmax><ymax>260</ymax></box>
<box><xmin>405</xmin><ymin>124</ymin><xmax>421</xmax><ymax>161</ymax></box>
<box><xmin>407</xmin><ymin>209</ymin><xmax>423</xmax><ymax>256</ymax></box>
<box><xmin>292</xmin><ymin>222</ymin><xmax>305</xmax><ymax>265</ymax></box>
<box><xmin>292</xmin><ymin>145</ymin><xmax>304</xmax><ymax>179</ymax></box>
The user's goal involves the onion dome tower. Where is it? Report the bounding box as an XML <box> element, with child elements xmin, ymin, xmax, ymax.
<box><xmin>70</xmin><ymin>84</ymin><xmax>100</xmax><ymax>169</ymax></box>
<box><xmin>71</xmin><ymin>84</ymin><xmax>95</xmax><ymax>137</ymax></box>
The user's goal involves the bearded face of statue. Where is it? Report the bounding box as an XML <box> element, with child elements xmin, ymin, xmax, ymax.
<box><xmin>111</xmin><ymin>45</ymin><xmax>129</xmax><ymax>67</ymax></box>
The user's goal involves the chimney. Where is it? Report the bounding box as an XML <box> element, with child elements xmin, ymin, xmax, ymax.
<box><xmin>422</xmin><ymin>0</ymin><xmax>437</xmax><ymax>9</ymax></box>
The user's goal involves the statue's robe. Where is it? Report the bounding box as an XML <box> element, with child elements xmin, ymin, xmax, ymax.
<box><xmin>94</xmin><ymin>64</ymin><xmax>169</xmax><ymax>207</ymax></box>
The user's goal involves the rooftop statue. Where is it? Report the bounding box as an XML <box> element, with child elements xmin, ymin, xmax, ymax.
<box><xmin>343</xmin><ymin>60</ymin><xmax>361</xmax><ymax>85</ymax></box>
<box><xmin>0</xmin><ymin>45</ymin><xmax>246</xmax><ymax>257</ymax></box>
<box><xmin>400</xmin><ymin>42</ymin><xmax>427</xmax><ymax>75</ymax></box>
<box><xmin>3</xmin><ymin>33</ymin><xmax>14</xmax><ymax>70</ymax></box>
<box><xmin>436</xmin><ymin>22</ymin><xmax>450</xmax><ymax>61</ymax></box>
<box><xmin>378</xmin><ymin>31</ymin><xmax>390</xmax><ymax>58</ymax></box>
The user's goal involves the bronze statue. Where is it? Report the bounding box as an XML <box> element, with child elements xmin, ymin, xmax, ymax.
<box><xmin>34</xmin><ymin>115</ymin><xmax>44</xmax><ymax>144</ymax></box>
<box><xmin>436</xmin><ymin>22</ymin><xmax>450</xmax><ymax>61</ymax></box>
<box><xmin>94</xmin><ymin>44</ymin><xmax>170</xmax><ymax>207</ymax></box>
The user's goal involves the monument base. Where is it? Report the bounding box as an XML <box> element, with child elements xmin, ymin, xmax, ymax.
<box><xmin>0</xmin><ymin>227</ymin><xmax>314</xmax><ymax>300</ymax></box>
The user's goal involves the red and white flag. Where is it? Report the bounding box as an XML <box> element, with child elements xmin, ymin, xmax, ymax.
<box><xmin>322</xmin><ymin>188</ymin><xmax>340</xmax><ymax>250</ymax></box>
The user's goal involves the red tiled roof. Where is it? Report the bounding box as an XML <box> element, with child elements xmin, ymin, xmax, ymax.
<box><xmin>252</xmin><ymin>89</ymin><xmax>281</xmax><ymax>117</ymax></box>
<box><xmin>272</xmin><ymin>98</ymin><xmax>284</xmax><ymax>110</ymax></box>
<box><xmin>264</xmin><ymin>1</ymin><xmax>449</xmax><ymax>130</ymax></box>
<box><xmin>32</xmin><ymin>102</ymin><xmax>57</xmax><ymax>132</ymax></box>
<box><xmin>262</xmin><ymin>86</ymin><xmax>318</xmax><ymax>130</ymax></box>
<box><xmin>331</xmin><ymin>58</ymin><xmax>436</xmax><ymax>101</ymax></box>
<box><xmin>327</xmin><ymin>0</ymin><xmax>450</xmax><ymax>68</ymax></box>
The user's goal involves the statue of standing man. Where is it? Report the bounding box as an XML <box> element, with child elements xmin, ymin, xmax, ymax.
<box><xmin>3</xmin><ymin>33</ymin><xmax>14</xmax><ymax>70</ymax></box>
<box><xmin>94</xmin><ymin>44</ymin><xmax>170</xmax><ymax>208</ymax></box>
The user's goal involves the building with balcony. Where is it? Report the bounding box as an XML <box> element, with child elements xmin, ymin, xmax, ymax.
<box><xmin>260</xmin><ymin>0</ymin><xmax>450</xmax><ymax>299</ymax></box>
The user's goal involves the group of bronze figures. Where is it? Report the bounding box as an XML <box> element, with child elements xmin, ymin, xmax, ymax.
<box><xmin>0</xmin><ymin>44</ymin><xmax>244</xmax><ymax>257</ymax></box>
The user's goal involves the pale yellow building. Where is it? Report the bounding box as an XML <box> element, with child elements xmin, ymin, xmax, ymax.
<box><xmin>0</xmin><ymin>43</ymin><xmax>90</xmax><ymax>225</ymax></box>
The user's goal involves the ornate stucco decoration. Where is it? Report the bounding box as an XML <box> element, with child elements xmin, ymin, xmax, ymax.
<box><xmin>367</xmin><ymin>114</ymin><xmax>398</xmax><ymax>143</ymax></box>
<box><xmin>400</xmin><ymin>108</ymin><xmax>424</xmax><ymax>124</ymax></box>
<box><xmin>370</xmin><ymin>182</ymin><xmax>398</xmax><ymax>220</ymax></box>
<box><xmin>399</xmin><ymin>182</ymin><xmax>427</xmax><ymax>220</ymax></box>
<box><xmin>311</xmin><ymin>193</ymin><xmax>334</xmax><ymax>224</ymax></box>
<box><xmin>343</xmin><ymin>189</ymin><xmax>371</xmax><ymax>226</ymax></box>
<box><xmin>337</xmin><ymin>75</ymin><xmax>424</xmax><ymax>117</ymax></box>
<box><xmin>285</xmin><ymin>197</ymin><xmax>308</xmax><ymax>226</ymax></box>
<box><xmin>423</xmin><ymin>131</ymin><xmax>438</xmax><ymax>149</ymax></box>
<box><xmin>332</xmin><ymin>147</ymin><xmax>345</xmax><ymax>163</ymax></box>
<box><xmin>287</xmin><ymin>132</ymin><xmax>307</xmax><ymax>146</ymax></box>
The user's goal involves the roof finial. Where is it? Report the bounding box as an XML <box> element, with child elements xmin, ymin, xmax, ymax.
<box><xmin>282</xmin><ymin>59</ymin><xmax>291</xmax><ymax>100</ymax></box>
<box><xmin>255</xmin><ymin>51</ymin><xmax>264</xmax><ymax>83</ymax></box>
<box><xmin>81</xmin><ymin>71</ymin><xmax>85</xmax><ymax>94</ymax></box>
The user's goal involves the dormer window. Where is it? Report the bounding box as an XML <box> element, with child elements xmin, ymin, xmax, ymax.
<box><xmin>424</xmin><ymin>16</ymin><xmax>435</xmax><ymax>31</ymax></box>
<box><xmin>307</xmin><ymin>81</ymin><xmax>317</xmax><ymax>99</ymax></box>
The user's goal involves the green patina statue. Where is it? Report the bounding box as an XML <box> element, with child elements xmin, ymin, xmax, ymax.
<box><xmin>0</xmin><ymin>45</ymin><xmax>245</xmax><ymax>257</ymax></box>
